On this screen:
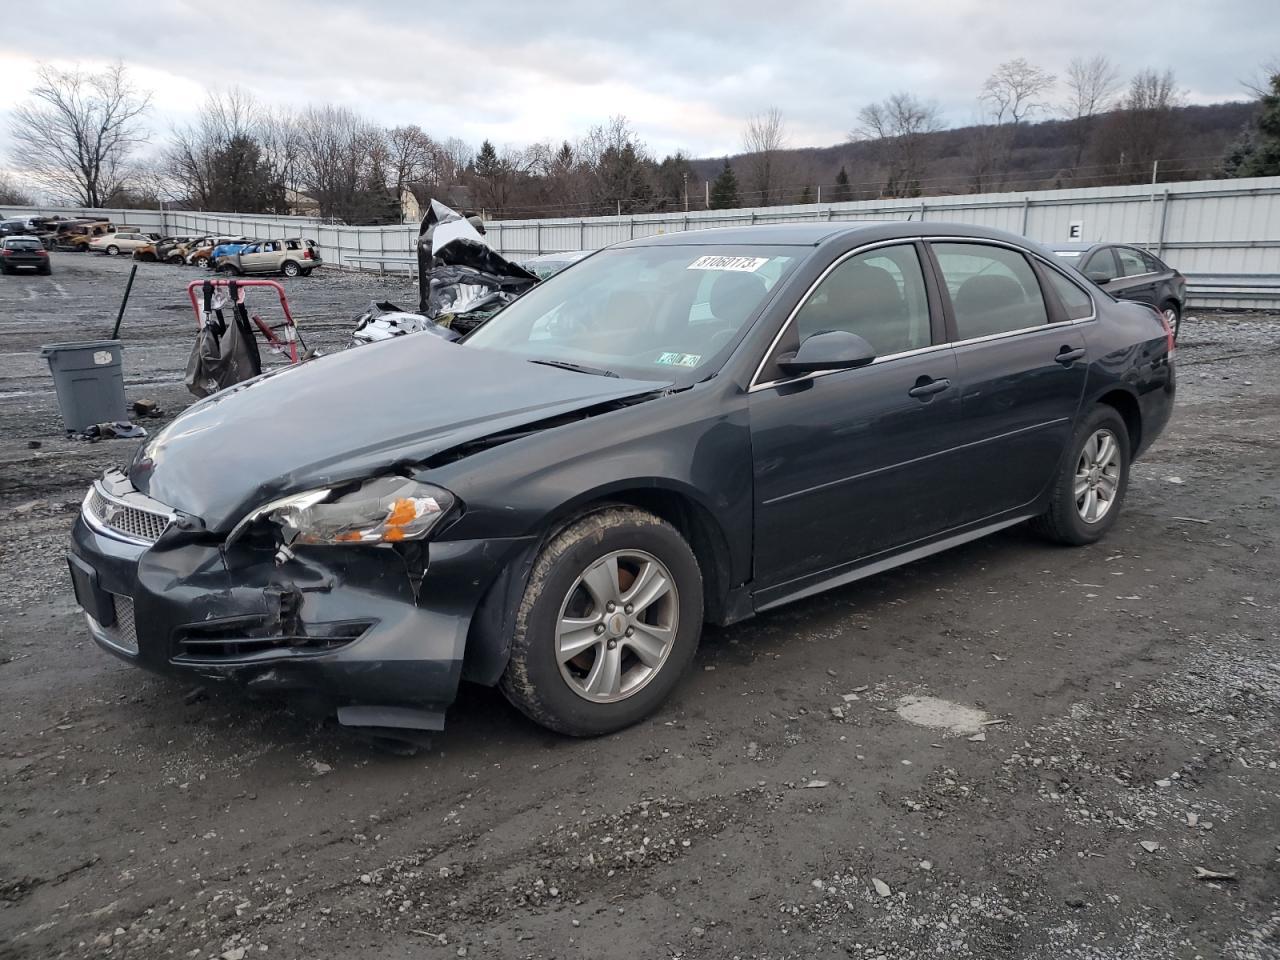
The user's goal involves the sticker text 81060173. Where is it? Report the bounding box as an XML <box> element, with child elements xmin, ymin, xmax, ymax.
<box><xmin>687</xmin><ymin>255</ymin><xmax>769</xmax><ymax>272</ymax></box>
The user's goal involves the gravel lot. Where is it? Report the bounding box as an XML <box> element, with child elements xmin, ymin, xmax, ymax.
<box><xmin>1</xmin><ymin>252</ymin><xmax>1278</xmax><ymax>960</ymax></box>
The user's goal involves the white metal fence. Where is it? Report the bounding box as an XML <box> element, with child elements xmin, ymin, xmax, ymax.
<box><xmin>7</xmin><ymin>175</ymin><xmax>1279</xmax><ymax>308</ymax></box>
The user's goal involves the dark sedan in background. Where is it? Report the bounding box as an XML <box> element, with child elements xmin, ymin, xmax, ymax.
<box><xmin>0</xmin><ymin>235</ymin><xmax>52</xmax><ymax>274</ymax></box>
<box><xmin>68</xmin><ymin>222</ymin><xmax>1175</xmax><ymax>739</ymax></box>
<box><xmin>1052</xmin><ymin>242</ymin><xmax>1186</xmax><ymax>339</ymax></box>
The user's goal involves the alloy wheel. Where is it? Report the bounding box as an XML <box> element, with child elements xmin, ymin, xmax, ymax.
<box><xmin>1074</xmin><ymin>428</ymin><xmax>1121</xmax><ymax>523</ymax></box>
<box><xmin>555</xmin><ymin>549</ymin><xmax>679</xmax><ymax>703</ymax></box>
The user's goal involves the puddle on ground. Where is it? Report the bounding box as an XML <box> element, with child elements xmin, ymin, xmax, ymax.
<box><xmin>895</xmin><ymin>695</ymin><xmax>989</xmax><ymax>735</ymax></box>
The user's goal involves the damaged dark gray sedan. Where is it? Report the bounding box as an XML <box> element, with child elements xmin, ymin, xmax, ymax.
<box><xmin>68</xmin><ymin>222</ymin><xmax>1175</xmax><ymax>737</ymax></box>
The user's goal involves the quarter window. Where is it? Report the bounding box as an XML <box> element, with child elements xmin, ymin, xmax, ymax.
<box><xmin>1115</xmin><ymin>247</ymin><xmax>1149</xmax><ymax>278</ymax></box>
<box><xmin>1043</xmin><ymin>269</ymin><xmax>1094</xmax><ymax>320</ymax></box>
<box><xmin>792</xmin><ymin>244</ymin><xmax>932</xmax><ymax>357</ymax></box>
<box><xmin>931</xmin><ymin>243</ymin><xmax>1049</xmax><ymax>339</ymax></box>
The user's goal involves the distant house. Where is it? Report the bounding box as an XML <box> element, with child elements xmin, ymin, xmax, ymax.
<box><xmin>400</xmin><ymin>183</ymin><xmax>474</xmax><ymax>223</ymax></box>
<box><xmin>285</xmin><ymin>189</ymin><xmax>320</xmax><ymax>217</ymax></box>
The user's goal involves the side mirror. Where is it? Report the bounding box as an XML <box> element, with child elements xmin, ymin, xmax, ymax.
<box><xmin>777</xmin><ymin>331</ymin><xmax>877</xmax><ymax>375</ymax></box>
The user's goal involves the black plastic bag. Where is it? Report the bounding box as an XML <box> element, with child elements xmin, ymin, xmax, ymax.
<box><xmin>185</xmin><ymin>305</ymin><xmax>262</xmax><ymax>398</ymax></box>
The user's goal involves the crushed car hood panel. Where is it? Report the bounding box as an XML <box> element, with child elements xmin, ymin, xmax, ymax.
<box><xmin>131</xmin><ymin>335</ymin><xmax>668</xmax><ymax>531</ymax></box>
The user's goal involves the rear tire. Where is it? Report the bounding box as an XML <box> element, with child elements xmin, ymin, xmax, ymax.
<box><xmin>106</xmin><ymin>245</ymin><xmax>120</xmax><ymax>256</ymax></box>
<box><xmin>282</xmin><ymin>260</ymin><xmax>301</xmax><ymax>278</ymax></box>
<box><xmin>1032</xmin><ymin>405</ymin><xmax>1130</xmax><ymax>546</ymax></box>
<box><xmin>195</xmin><ymin>256</ymin><xmax>210</xmax><ymax>269</ymax></box>
<box><xmin>500</xmin><ymin>507</ymin><xmax>703</xmax><ymax>736</ymax></box>
<box><xmin>300</xmin><ymin>267</ymin><xmax>313</xmax><ymax>277</ymax></box>
<box><xmin>217</xmin><ymin>264</ymin><xmax>239</xmax><ymax>276</ymax></box>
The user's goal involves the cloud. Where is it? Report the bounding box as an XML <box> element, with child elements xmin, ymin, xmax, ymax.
<box><xmin>0</xmin><ymin>0</ymin><xmax>1266</xmax><ymax>160</ymax></box>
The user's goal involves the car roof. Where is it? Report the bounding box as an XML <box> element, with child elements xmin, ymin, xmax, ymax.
<box><xmin>615</xmin><ymin>220</ymin><xmax>1057</xmax><ymax>254</ymax></box>
<box><xmin>1050</xmin><ymin>242</ymin><xmax>1108</xmax><ymax>252</ymax></box>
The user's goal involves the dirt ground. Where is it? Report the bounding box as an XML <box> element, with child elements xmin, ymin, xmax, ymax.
<box><xmin>1</xmin><ymin>253</ymin><xmax>1277</xmax><ymax>960</ymax></box>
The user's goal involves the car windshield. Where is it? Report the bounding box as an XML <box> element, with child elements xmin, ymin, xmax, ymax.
<box><xmin>465</xmin><ymin>245</ymin><xmax>799</xmax><ymax>379</ymax></box>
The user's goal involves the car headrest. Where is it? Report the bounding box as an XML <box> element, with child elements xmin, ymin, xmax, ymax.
<box><xmin>708</xmin><ymin>271</ymin><xmax>768</xmax><ymax>325</ymax></box>
<box><xmin>954</xmin><ymin>274</ymin><xmax>1024</xmax><ymax>317</ymax></box>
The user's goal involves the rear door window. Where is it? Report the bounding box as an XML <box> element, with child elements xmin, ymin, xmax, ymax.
<box><xmin>931</xmin><ymin>243</ymin><xmax>1049</xmax><ymax>339</ymax></box>
<box><xmin>1081</xmin><ymin>248</ymin><xmax>1118</xmax><ymax>284</ymax></box>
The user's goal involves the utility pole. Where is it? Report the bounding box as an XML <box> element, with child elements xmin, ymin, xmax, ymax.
<box><xmin>683</xmin><ymin>172</ymin><xmax>689</xmax><ymax>212</ymax></box>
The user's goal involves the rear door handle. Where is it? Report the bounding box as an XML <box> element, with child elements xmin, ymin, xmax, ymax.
<box><xmin>907</xmin><ymin>376</ymin><xmax>951</xmax><ymax>400</ymax></box>
<box><xmin>1056</xmin><ymin>346</ymin><xmax>1086</xmax><ymax>366</ymax></box>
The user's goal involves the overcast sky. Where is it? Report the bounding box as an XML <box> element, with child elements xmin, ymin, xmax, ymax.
<box><xmin>0</xmin><ymin>0</ymin><xmax>1271</xmax><ymax>161</ymax></box>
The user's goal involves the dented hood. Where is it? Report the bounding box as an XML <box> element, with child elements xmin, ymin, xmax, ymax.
<box><xmin>131</xmin><ymin>335</ymin><xmax>667</xmax><ymax>531</ymax></box>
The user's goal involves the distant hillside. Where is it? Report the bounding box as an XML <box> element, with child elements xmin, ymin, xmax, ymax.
<box><xmin>692</xmin><ymin>100</ymin><xmax>1257</xmax><ymax>204</ymax></box>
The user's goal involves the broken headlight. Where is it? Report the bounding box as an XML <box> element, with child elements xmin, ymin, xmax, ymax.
<box><xmin>231</xmin><ymin>478</ymin><xmax>456</xmax><ymax>548</ymax></box>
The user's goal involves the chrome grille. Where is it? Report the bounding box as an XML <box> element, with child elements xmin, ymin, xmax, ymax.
<box><xmin>87</xmin><ymin>488</ymin><xmax>170</xmax><ymax>543</ymax></box>
<box><xmin>102</xmin><ymin>595</ymin><xmax>138</xmax><ymax>654</ymax></box>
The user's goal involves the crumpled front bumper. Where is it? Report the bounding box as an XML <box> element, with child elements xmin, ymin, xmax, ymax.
<box><xmin>68</xmin><ymin>512</ymin><xmax>532</xmax><ymax>725</ymax></box>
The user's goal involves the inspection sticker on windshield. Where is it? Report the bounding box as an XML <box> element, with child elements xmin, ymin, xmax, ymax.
<box><xmin>687</xmin><ymin>255</ymin><xmax>769</xmax><ymax>272</ymax></box>
<box><xmin>656</xmin><ymin>352</ymin><xmax>702</xmax><ymax>367</ymax></box>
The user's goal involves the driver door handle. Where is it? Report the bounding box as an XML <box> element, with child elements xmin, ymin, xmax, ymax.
<box><xmin>1056</xmin><ymin>346</ymin><xmax>1086</xmax><ymax>366</ymax></box>
<box><xmin>907</xmin><ymin>376</ymin><xmax>951</xmax><ymax>400</ymax></box>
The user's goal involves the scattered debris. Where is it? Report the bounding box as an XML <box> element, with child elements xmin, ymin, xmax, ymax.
<box><xmin>130</xmin><ymin>397</ymin><xmax>163</xmax><ymax>418</ymax></box>
<box><xmin>1172</xmin><ymin>516</ymin><xmax>1211</xmax><ymax>524</ymax></box>
<box><xmin>1140</xmin><ymin>841</ymin><xmax>1160</xmax><ymax>853</ymax></box>
<box><xmin>871</xmin><ymin>878</ymin><xmax>892</xmax><ymax>898</ymax></box>
<box><xmin>895</xmin><ymin>695</ymin><xmax>990</xmax><ymax>736</ymax></box>
<box><xmin>968</xmin><ymin>731</ymin><xmax>987</xmax><ymax>742</ymax></box>
<box><xmin>1194</xmin><ymin>867</ymin><xmax>1237</xmax><ymax>881</ymax></box>
<box><xmin>803</xmin><ymin>780</ymin><xmax>830</xmax><ymax>789</ymax></box>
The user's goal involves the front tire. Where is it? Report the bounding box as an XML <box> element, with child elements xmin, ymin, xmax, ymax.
<box><xmin>1161</xmin><ymin>300</ymin><xmax>1182</xmax><ymax>342</ymax></box>
<box><xmin>106</xmin><ymin>245</ymin><xmax>120</xmax><ymax>256</ymax></box>
<box><xmin>1033</xmin><ymin>406</ymin><xmax>1131</xmax><ymax>545</ymax></box>
<box><xmin>500</xmin><ymin>507</ymin><xmax>703</xmax><ymax>736</ymax></box>
<box><xmin>195</xmin><ymin>256</ymin><xmax>210</xmax><ymax>269</ymax></box>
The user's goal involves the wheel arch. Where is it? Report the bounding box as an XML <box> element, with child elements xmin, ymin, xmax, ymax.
<box><xmin>1093</xmin><ymin>387</ymin><xmax>1142</xmax><ymax>456</ymax></box>
<box><xmin>461</xmin><ymin>480</ymin><xmax>735</xmax><ymax>686</ymax></box>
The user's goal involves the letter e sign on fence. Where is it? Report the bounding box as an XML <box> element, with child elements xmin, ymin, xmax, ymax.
<box><xmin>1067</xmin><ymin>221</ymin><xmax>1084</xmax><ymax>241</ymax></box>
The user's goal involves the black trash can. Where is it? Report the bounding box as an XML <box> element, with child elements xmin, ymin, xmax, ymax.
<box><xmin>39</xmin><ymin>339</ymin><xmax>128</xmax><ymax>433</ymax></box>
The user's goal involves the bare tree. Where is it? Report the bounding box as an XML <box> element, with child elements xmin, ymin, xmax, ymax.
<box><xmin>854</xmin><ymin>92</ymin><xmax>942</xmax><ymax>197</ymax></box>
<box><xmin>976</xmin><ymin>57</ymin><xmax>1056</xmax><ymax>186</ymax></box>
<box><xmin>981</xmin><ymin>58</ymin><xmax>1057</xmax><ymax>126</ymax></box>
<box><xmin>0</xmin><ymin>172</ymin><xmax>32</xmax><ymax>206</ymax></box>
<box><xmin>9</xmin><ymin>63</ymin><xmax>151</xmax><ymax>207</ymax></box>
<box><xmin>742</xmin><ymin>107</ymin><xmax>788</xmax><ymax>205</ymax></box>
<box><xmin>1118</xmin><ymin>68</ymin><xmax>1185</xmax><ymax>176</ymax></box>
<box><xmin>295</xmin><ymin>105</ymin><xmax>391</xmax><ymax>221</ymax></box>
<box><xmin>1061</xmin><ymin>55</ymin><xmax>1122</xmax><ymax>168</ymax></box>
<box><xmin>166</xmin><ymin>88</ymin><xmax>260</xmax><ymax>210</ymax></box>
<box><xmin>387</xmin><ymin>124</ymin><xmax>437</xmax><ymax>194</ymax></box>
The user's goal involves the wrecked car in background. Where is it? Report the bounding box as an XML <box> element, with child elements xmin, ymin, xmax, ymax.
<box><xmin>351</xmin><ymin>202</ymin><xmax>536</xmax><ymax>347</ymax></box>
<box><xmin>67</xmin><ymin>221</ymin><xmax>1175</xmax><ymax>740</ymax></box>
<box><xmin>215</xmin><ymin>237</ymin><xmax>321</xmax><ymax>277</ymax></box>
<box><xmin>518</xmin><ymin>249</ymin><xmax>594</xmax><ymax>279</ymax></box>
<box><xmin>186</xmin><ymin>236</ymin><xmax>250</xmax><ymax>268</ymax></box>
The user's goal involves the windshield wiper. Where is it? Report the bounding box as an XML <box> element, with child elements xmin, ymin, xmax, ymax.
<box><xmin>529</xmin><ymin>359</ymin><xmax>619</xmax><ymax>378</ymax></box>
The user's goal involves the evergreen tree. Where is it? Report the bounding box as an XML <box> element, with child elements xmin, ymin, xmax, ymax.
<box><xmin>1233</xmin><ymin>72</ymin><xmax>1280</xmax><ymax>177</ymax></box>
<box><xmin>475</xmin><ymin>139</ymin><xmax>499</xmax><ymax>178</ymax></box>
<box><xmin>831</xmin><ymin>166</ymin><xmax>852</xmax><ymax>203</ymax></box>
<box><xmin>708</xmin><ymin>159</ymin><xmax>739</xmax><ymax>209</ymax></box>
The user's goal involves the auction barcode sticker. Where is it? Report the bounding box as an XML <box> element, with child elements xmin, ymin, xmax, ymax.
<box><xmin>687</xmin><ymin>255</ymin><xmax>769</xmax><ymax>272</ymax></box>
